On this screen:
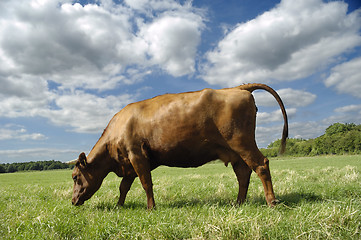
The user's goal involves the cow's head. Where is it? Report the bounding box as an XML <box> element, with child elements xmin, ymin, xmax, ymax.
<box><xmin>68</xmin><ymin>152</ymin><xmax>103</xmax><ymax>206</ymax></box>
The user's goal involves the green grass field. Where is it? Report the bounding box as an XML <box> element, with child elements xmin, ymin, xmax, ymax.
<box><xmin>0</xmin><ymin>155</ymin><xmax>360</xmax><ymax>239</ymax></box>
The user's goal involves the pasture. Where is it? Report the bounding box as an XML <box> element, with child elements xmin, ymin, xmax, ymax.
<box><xmin>0</xmin><ymin>155</ymin><xmax>360</xmax><ymax>239</ymax></box>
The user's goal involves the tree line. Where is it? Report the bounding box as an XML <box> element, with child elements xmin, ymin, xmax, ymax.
<box><xmin>261</xmin><ymin>123</ymin><xmax>361</xmax><ymax>157</ymax></box>
<box><xmin>0</xmin><ymin>160</ymin><xmax>72</xmax><ymax>174</ymax></box>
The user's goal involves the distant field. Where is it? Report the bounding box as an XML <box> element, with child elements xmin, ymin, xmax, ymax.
<box><xmin>0</xmin><ymin>155</ymin><xmax>360</xmax><ymax>239</ymax></box>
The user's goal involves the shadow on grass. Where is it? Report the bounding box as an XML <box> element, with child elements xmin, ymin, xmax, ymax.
<box><xmin>163</xmin><ymin>191</ymin><xmax>324</xmax><ymax>209</ymax></box>
<box><xmin>93</xmin><ymin>197</ymin><xmax>237</xmax><ymax>210</ymax></box>
<box><xmin>247</xmin><ymin>192</ymin><xmax>323</xmax><ymax>207</ymax></box>
<box><xmin>277</xmin><ymin>192</ymin><xmax>323</xmax><ymax>206</ymax></box>
<box><xmin>94</xmin><ymin>201</ymin><xmax>146</xmax><ymax>210</ymax></box>
<box><xmin>93</xmin><ymin>192</ymin><xmax>324</xmax><ymax>210</ymax></box>
<box><xmin>162</xmin><ymin>197</ymin><xmax>236</xmax><ymax>209</ymax></box>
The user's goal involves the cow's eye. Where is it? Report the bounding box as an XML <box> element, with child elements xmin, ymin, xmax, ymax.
<box><xmin>72</xmin><ymin>175</ymin><xmax>77</xmax><ymax>182</ymax></box>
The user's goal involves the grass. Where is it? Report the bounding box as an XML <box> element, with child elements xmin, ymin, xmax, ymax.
<box><xmin>0</xmin><ymin>155</ymin><xmax>360</xmax><ymax>239</ymax></box>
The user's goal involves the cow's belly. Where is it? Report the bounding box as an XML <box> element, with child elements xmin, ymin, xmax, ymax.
<box><xmin>149</xmin><ymin>140</ymin><xmax>230</xmax><ymax>168</ymax></box>
<box><xmin>154</xmin><ymin>151</ymin><xmax>218</xmax><ymax>168</ymax></box>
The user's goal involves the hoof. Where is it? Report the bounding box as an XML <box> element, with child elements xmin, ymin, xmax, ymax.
<box><xmin>269</xmin><ymin>199</ymin><xmax>280</xmax><ymax>207</ymax></box>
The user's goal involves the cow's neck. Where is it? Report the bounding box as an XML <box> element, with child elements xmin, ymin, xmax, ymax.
<box><xmin>86</xmin><ymin>134</ymin><xmax>130</xmax><ymax>178</ymax></box>
<box><xmin>86</xmin><ymin>138</ymin><xmax>113</xmax><ymax>178</ymax></box>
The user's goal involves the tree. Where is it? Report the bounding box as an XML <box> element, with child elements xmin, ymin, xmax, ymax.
<box><xmin>325</xmin><ymin>123</ymin><xmax>357</xmax><ymax>136</ymax></box>
<box><xmin>262</xmin><ymin>123</ymin><xmax>361</xmax><ymax>157</ymax></box>
<box><xmin>29</xmin><ymin>162</ymin><xmax>42</xmax><ymax>171</ymax></box>
<box><xmin>0</xmin><ymin>165</ymin><xmax>6</xmax><ymax>173</ymax></box>
<box><xmin>48</xmin><ymin>162</ymin><xmax>63</xmax><ymax>170</ymax></box>
<box><xmin>7</xmin><ymin>164</ymin><xmax>17</xmax><ymax>173</ymax></box>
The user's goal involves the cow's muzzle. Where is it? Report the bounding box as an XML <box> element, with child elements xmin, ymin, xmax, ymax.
<box><xmin>72</xmin><ymin>198</ymin><xmax>84</xmax><ymax>206</ymax></box>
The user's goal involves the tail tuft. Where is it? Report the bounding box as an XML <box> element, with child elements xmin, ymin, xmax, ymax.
<box><xmin>279</xmin><ymin>124</ymin><xmax>288</xmax><ymax>155</ymax></box>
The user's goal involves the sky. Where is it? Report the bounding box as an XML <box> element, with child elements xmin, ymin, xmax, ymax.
<box><xmin>0</xmin><ymin>0</ymin><xmax>360</xmax><ymax>163</ymax></box>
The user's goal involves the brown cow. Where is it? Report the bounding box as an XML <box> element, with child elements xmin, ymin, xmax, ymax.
<box><xmin>68</xmin><ymin>83</ymin><xmax>288</xmax><ymax>209</ymax></box>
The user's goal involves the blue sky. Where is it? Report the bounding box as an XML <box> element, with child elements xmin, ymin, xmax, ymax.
<box><xmin>0</xmin><ymin>0</ymin><xmax>360</xmax><ymax>163</ymax></box>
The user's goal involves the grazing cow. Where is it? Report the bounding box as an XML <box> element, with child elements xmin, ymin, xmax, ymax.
<box><xmin>68</xmin><ymin>83</ymin><xmax>288</xmax><ymax>209</ymax></box>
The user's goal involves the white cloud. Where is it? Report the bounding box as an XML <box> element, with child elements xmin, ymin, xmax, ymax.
<box><xmin>256</xmin><ymin>120</ymin><xmax>328</xmax><ymax>148</ymax></box>
<box><xmin>257</xmin><ymin>120</ymin><xmax>324</xmax><ymax>148</ymax></box>
<box><xmin>256</xmin><ymin>125</ymin><xmax>285</xmax><ymax>148</ymax></box>
<box><xmin>288</xmin><ymin>121</ymin><xmax>327</xmax><ymax>140</ymax></box>
<box><xmin>0</xmin><ymin>78</ymin><xmax>134</xmax><ymax>133</ymax></box>
<box><xmin>325</xmin><ymin>57</ymin><xmax>361</xmax><ymax>98</ymax></box>
<box><xmin>0</xmin><ymin>0</ymin><xmax>206</xmax><ymax>133</ymax></box>
<box><xmin>0</xmin><ymin>124</ymin><xmax>47</xmax><ymax>141</ymax></box>
<box><xmin>140</xmin><ymin>13</ymin><xmax>204</xmax><ymax>76</ymax></box>
<box><xmin>124</xmin><ymin>0</ymin><xmax>188</xmax><ymax>13</ymax></box>
<box><xmin>0</xmin><ymin>74</ymin><xmax>51</xmax><ymax>118</ymax></box>
<box><xmin>202</xmin><ymin>0</ymin><xmax>361</xmax><ymax>87</ymax></box>
<box><xmin>335</xmin><ymin>104</ymin><xmax>361</xmax><ymax>113</ymax></box>
<box><xmin>0</xmin><ymin>0</ymin><xmax>205</xmax><ymax>90</ymax></box>
<box><xmin>38</xmin><ymin>91</ymin><xmax>135</xmax><ymax>133</ymax></box>
<box><xmin>256</xmin><ymin>103</ymin><xmax>361</xmax><ymax>148</ymax></box>
<box><xmin>325</xmin><ymin>104</ymin><xmax>361</xmax><ymax>124</ymax></box>
<box><xmin>0</xmin><ymin>0</ymin><xmax>141</xmax><ymax>90</ymax></box>
<box><xmin>257</xmin><ymin>107</ymin><xmax>296</xmax><ymax>125</ymax></box>
<box><xmin>254</xmin><ymin>88</ymin><xmax>317</xmax><ymax>107</ymax></box>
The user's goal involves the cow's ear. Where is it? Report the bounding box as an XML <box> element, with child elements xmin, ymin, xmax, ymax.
<box><xmin>77</xmin><ymin>152</ymin><xmax>87</xmax><ymax>167</ymax></box>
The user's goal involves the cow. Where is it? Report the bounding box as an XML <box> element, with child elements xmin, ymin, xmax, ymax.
<box><xmin>68</xmin><ymin>83</ymin><xmax>288</xmax><ymax>209</ymax></box>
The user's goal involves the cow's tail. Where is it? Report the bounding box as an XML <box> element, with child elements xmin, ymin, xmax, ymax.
<box><xmin>237</xmin><ymin>83</ymin><xmax>288</xmax><ymax>155</ymax></box>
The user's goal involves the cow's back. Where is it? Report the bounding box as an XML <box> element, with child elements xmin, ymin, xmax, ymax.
<box><xmin>105</xmin><ymin>88</ymin><xmax>257</xmax><ymax>167</ymax></box>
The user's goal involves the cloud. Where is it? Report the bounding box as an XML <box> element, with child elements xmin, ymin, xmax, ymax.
<box><xmin>202</xmin><ymin>0</ymin><xmax>361</xmax><ymax>87</ymax></box>
<box><xmin>256</xmin><ymin>103</ymin><xmax>361</xmax><ymax>148</ymax></box>
<box><xmin>0</xmin><ymin>148</ymin><xmax>79</xmax><ymax>163</ymax></box>
<box><xmin>124</xmin><ymin>0</ymin><xmax>192</xmax><ymax>14</ymax></box>
<box><xmin>325</xmin><ymin>104</ymin><xmax>361</xmax><ymax>125</ymax></box>
<box><xmin>0</xmin><ymin>74</ymin><xmax>51</xmax><ymax>118</ymax></box>
<box><xmin>335</xmin><ymin>104</ymin><xmax>361</xmax><ymax>113</ymax></box>
<box><xmin>0</xmin><ymin>0</ymin><xmax>206</xmax><ymax>133</ymax></box>
<box><xmin>254</xmin><ymin>88</ymin><xmax>317</xmax><ymax>107</ymax></box>
<box><xmin>256</xmin><ymin>120</ymin><xmax>328</xmax><ymax>148</ymax></box>
<box><xmin>257</xmin><ymin>108</ymin><xmax>296</xmax><ymax>125</ymax></box>
<box><xmin>325</xmin><ymin>57</ymin><xmax>361</xmax><ymax>98</ymax></box>
<box><xmin>0</xmin><ymin>0</ymin><xmax>205</xmax><ymax>90</ymax></box>
<box><xmin>0</xmin><ymin>79</ymin><xmax>134</xmax><ymax>133</ymax></box>
<box><xmin>0</xmin><ymin>0</ymin><xmax>140</xmax><ymax>90</ymax></box>
<box><xmin>256</xmin><ymin>125</ymin><xmax>285</xmax><ymax>148</ymax></box>
<box><xmin>256</xmin><ymin>120</ymin><xmax>330</xmax><ymax>148</ymax></box>
<box><xmin>0</xmin><ymin>124</ymin><xmax>47</xmax><ymax>141</ymax></box>
<box><xmin>39</xmin><ymin>90</ymin><xmax>135</xmax><ymax>133</ymax></box>
<box><xmin>288</xmin><ymin>121</ymin><xmax>327</xmax><ymax>140</ymax></box>
<box><xmin>139</xmin><ymin>12</ymin><xmax>204</xmax><ymax>76</ymax></box>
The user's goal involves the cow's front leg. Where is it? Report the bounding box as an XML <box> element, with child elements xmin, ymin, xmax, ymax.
<box><xmin>117</xmin><ymin>175</ymin><xmax>136</xmax><ymax>206</ymax></box>
<box><xmin>137</xmin><ymin>168</ymin><xmax>155</xmax><ymax>210</ymax></box>
<box><xmin>232</xmin><ymin>159</ymin><xmax>252</xmax><ymax>204</ymax></box>
<box><xmin>129</xmin><ymin>153</ymin><xmax>155</xmax><ymax>210</ymax></box>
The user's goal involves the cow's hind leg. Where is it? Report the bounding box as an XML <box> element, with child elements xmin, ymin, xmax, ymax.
<box><xmin>117</xmin><ymin>175</ymin><xmax>136</xmax><ymax>207</ymax></box>
<box><xmin>231</xmin><ymin>159</ymin><xmax>252</xmax><ymax>204</ymax></box>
